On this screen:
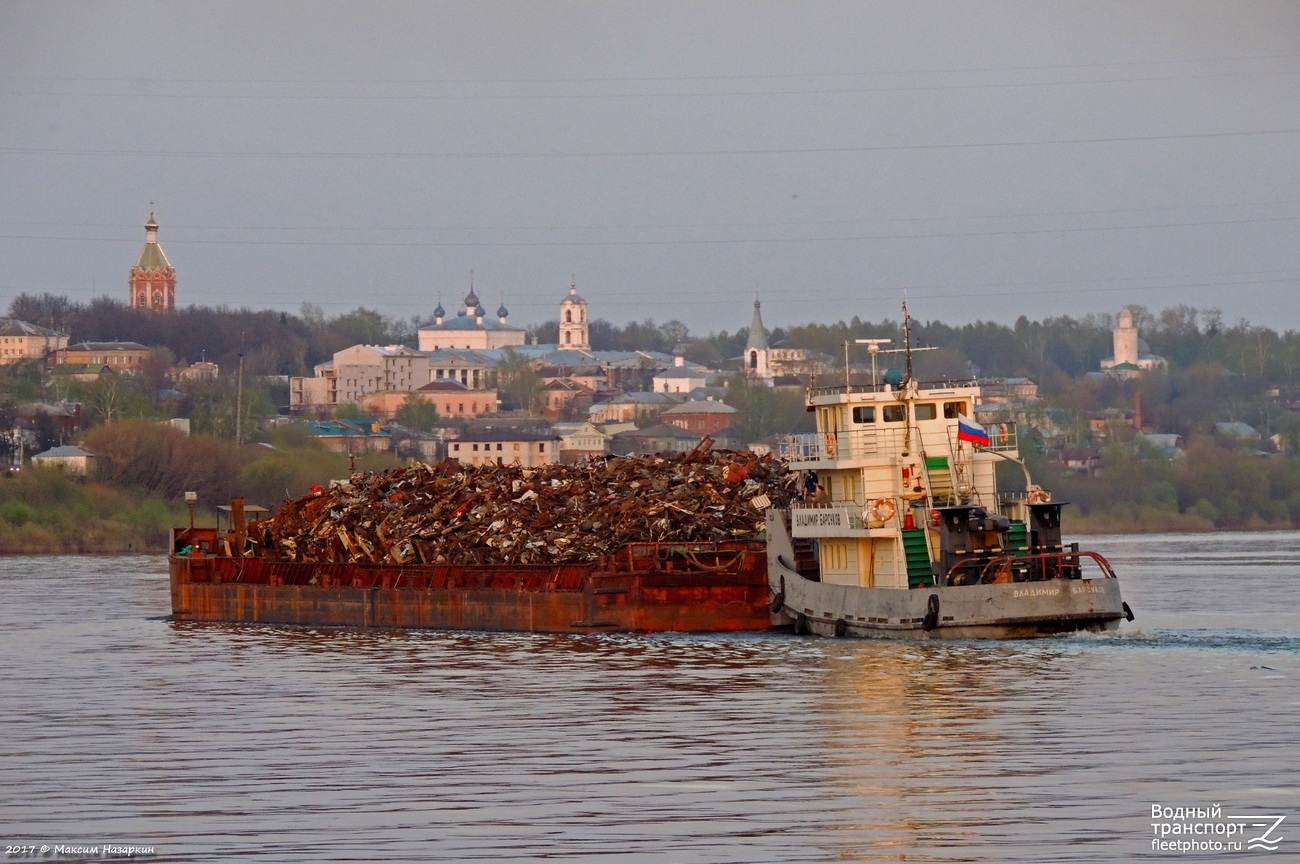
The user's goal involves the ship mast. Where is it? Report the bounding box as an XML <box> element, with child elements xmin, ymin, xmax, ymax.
<box><xmin>901</xmin><ymin>299</ymin><xmax>914</xmax><ymax>384</ymax></box>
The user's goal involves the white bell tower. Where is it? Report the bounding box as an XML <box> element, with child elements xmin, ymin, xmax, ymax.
<box><xmin>559</xmin><ymin>280</ymin><xmax>590</xmax><ymax>350</ymax></box>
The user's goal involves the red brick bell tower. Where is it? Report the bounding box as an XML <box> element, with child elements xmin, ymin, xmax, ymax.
<box><xmin>129</xmin><ymin>209</ymin><xmax>176</xmax><ymax>311</ymax></box>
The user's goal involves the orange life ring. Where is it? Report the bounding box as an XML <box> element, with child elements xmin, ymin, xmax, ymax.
<box><xmin>824</xmin><ymin>433</ymin><xmax>838</xmax><ymax>457</ymax></box>
<box><xmin>1027</xmin><ymin>488</ymin><xmax>1050</xmax><ymax>505</ymax></box>
<box><xmin>869</xmin><ymin>497</ymin><xmax>896</xmax><ymax>523</ymax></box>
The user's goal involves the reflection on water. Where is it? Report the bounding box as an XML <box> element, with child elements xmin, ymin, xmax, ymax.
<box><xmin>0</xmin><ymin>534</ymin><xmax>1297</xmax><ymax>862</ymax></box>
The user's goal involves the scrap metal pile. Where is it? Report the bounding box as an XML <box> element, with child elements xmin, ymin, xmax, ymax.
<box><xmin>264</xmin><ymin>443</ymin><xmax>795</xmax><ymax>566</ymax></box>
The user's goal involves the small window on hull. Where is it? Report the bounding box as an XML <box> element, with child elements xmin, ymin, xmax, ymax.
<box><xmin>915</xmin><ymin>403</ymin><xmax>937</xmax><ymax>421</ymax></box>
<box><xmin>883</xmin><ymin>405</ymin><xmax>906</xmax><ymax>423</ymax></box>
<box><xmin>852</xmin><ymin>406</ymin><xmax>875</xmax><ymax>424</ymax></box>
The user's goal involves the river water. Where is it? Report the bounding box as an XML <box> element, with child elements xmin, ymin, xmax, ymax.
<box><xmin>1</xmin><ymin>532</ymin><xmax>1297</xmax><ymax>862</ymax></box>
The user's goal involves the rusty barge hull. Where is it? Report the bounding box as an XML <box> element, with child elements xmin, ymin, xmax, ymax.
<box><xmin>169</xmin><ymin>540</ymin><xmax>773</xmax><ymax>634</ymax></box>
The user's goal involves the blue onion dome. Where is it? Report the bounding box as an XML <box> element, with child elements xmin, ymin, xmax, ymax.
<box><xmin>497</xmin><ymin>303</ymin><xmax>509</xmax><ymax>318</ymax></box>
<box><xmin>474</xmin><ymin>304</ymin><xmax>486</xmax><ymax>317</ymax></box>
<box><xmin>433</xmin><ymin>301</ymin><xmax>445</xmax><ymax>318</ymax></box>
<box><xmin>464</xmin><ymin>289</ymin><xmax>481</xmax><ymax>308</ymax></box>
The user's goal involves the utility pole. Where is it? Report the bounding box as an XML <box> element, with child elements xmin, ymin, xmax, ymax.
<box><xmin>235</xmin><ymin>350</ymin><xmax>245</xmax><ymax>447</ymax></box>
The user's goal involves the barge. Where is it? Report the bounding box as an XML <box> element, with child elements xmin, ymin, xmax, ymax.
<box><xmin>170</xmin><ymin>526</ymin><xmax>770</xmax><ymax>633</ymax></box>
<box><xmin>169</xmin><ymin>451</ymin><xmax>781</xmax><ymax>634</ymax></box>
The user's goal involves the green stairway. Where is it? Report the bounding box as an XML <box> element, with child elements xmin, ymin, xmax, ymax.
<box><xmin>925</xmin><ymin>456</ymin><xmax>955</xmax><ymax>505</ymax></box>
<box><xmin>902</xmin><ymin>529</ymin><xmax>934</xmax><ymax>588</ymax></box>
<box><xmin>1005</xmin><ymin>519</ymin><xmax>1028</xmax><ymax>554</ymax></box>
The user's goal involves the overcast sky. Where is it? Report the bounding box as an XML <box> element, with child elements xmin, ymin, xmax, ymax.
<box><xmin>2</xmin><ymin>1</ymin><xmax>1298</xmax><ymax>337</ymax></box>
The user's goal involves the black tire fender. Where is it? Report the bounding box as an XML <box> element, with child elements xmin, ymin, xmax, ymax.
<box><xmin>1123</xmin><ymin>601</ymin><xmax>1135</xmax><ymax>622</ymax></box>
<box><xmin>922</xmin><ymin>594</ymin><xmax>941</xmax><ymax>631</ymax></box>
<box><xmin>770</xmin><ymin>591</ymin><xmax>786</xmax><ymax>614</ymax></box>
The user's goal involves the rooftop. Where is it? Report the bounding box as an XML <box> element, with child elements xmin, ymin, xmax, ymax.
<box><xmin>0</xmin><ymin>318</ymin><xmax>63</xmax><ymax>338</ymax></box>
<box><xmin>661</xmin><ymin>400</ymin><xmax>737</xmax><ymax>415</ymax></box>
<box><xmin>455</xmin><ymin>428</ymin><xmax>559</xmax><ymax>443</ymax></box>
<box><xmin>62</xmin><ymin>341</ymin><xmax>151</xmax><ymax>352</ymax></box>
<box><xmin>33</xmin><ymin>445</ymin><xmax>94</xmax><ymax>459</ymax></box>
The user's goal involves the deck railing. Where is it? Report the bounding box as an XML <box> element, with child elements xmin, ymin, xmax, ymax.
<box><xmin>780</xmin><ymin>422</ymin><xmax>1019</xmax><ymax>461</ymax></box>
<box><xmin>806</xmin><ymin>378</ymin><xmax>979</xmax><ymax>398</ymax></box>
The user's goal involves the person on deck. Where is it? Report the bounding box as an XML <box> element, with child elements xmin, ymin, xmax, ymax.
<box><xmin>811</xmin><ymin>484</ymin><xmax>830</xmax><ymax>506</ymax></box>
<box><xmin>803</xmin><ymin>471</ymin><xmax>819</xmax><ymax>503</ymax></box>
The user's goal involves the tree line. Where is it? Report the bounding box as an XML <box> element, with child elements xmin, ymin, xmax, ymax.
<box><xmin>7</xmin><ymin>294</ymin><xmax>416</xmax><ymax>377</ymax></box>
<box><xmin>11</xmin><ymin>294</ymin><xmax>1299</xmax><ymax>387</ymax></box>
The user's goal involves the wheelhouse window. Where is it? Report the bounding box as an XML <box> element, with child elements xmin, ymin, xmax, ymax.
<box><xmin>883</xmin><ymin>404</ymin><xmax>906</xmax><ymax>423</ymax></box>
<box><xmin>914</xmin><ymin>403</ymin><xmax>937</xmax><ymax>421</ymax></box>
<box><xmin>943</xmin><ymin>401</ymin><xmax>967</xmax><ymax>419</ymax></box>
<box><xmin>852</xmin><ymin>406</ymin><xmax>875</xmax><ymax>424</ymax></box>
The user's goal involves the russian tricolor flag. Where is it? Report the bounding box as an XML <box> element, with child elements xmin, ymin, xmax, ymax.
<box><xmin>957</xmin><ymin>414</ymin><xmax>990</xmax><ymax>447</ymax></box>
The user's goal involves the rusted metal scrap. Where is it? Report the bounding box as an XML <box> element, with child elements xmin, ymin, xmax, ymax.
<box><xmin>264</xmin><ymin>444</ymin><xmax>796</xmax><ymax>566</ymax></box>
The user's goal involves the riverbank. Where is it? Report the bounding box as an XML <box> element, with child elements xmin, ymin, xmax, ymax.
<box><xmin>4</xmin><ymin>463</ymin><xmax>1296</xmax><ymax>555</ymax></box>
<box><xmin>3</xmin><ymin>501</ymin><xmax>1293</xmax><ymax>555</ymax></box>
<box><xmin>0</xmin><ymin>469</ymin><xmax>194</xmax><ymax>555</ymax></box>
<box><xmin>1069</xmin><ymin>507</ymin><xmax>1297</xmax><ymax>534</ymax></box>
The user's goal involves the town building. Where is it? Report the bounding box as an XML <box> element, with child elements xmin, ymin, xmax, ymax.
<box><xmin>1214</xmin><ymin>421</ymin><xmax>1261</xmax><ymax>443</ymax></box>
<box><xmin>447</xmin><ymin>428</ymin><xmax>560</xmax><ymax>467</ymax></box>
<box><xmin>363</xmin><ymin>379</ymin><xmax>497</xmax><ymax>421</ymax></box>
<box><xmin>290</xmin><ymin>344</ymin><xmax>432</xmax><ymax>412</ymax></box>
<box><xmin>768</xmin><ymin>346</ymin><xmax>818</xmax><ymax>378</ymax></box>
<box><xmin>976</xmin><ymin>377</ymin><xmax>1039</xmax><ymax>404</ymax></box>
<box><xmin>12</xmin><ymin>402</ymin><xmax>81</xmax><ymax>447</ymax></box>
<box><xmin>552</xmin><ymin>421</ymin><xmax>609</xmax><ymax>463</ymax></box>
<box><xmin>540</xmin><ymin>378</ymin><xmax>594</xmax><ymax>420</ymax></box>
<box><xmin>48</xmin><ymin>341</ymin><xmax>153</xmax><ymax>374</ymax></box>
<box><xmin>428</xmin><ymin>348</ymin><xmax>497</xmax><ymax>390</ymax></box>
<box><xmin>660</xmin><ymin>400</ymin><xmax>738</xmax><ymax>435</ymax></box>
<box><xmin>290</xmin><ymin>367</ymin><xmax>335</xmax><ymax>410</ymax></box>
<box><xmin>539</xmin><ymin>363</ymin><xmax>607</xmax><ymax>393</ymax></box>
<box><xmin>1050</xmin><ymin>447</ymin><xmax>1101</xmax><ymax>476</ymax></box>
<box><xmin>588</xmin><ymin>391</ymin><xmax>679</xmax><ymax>424</ymax></box>
<box><xmin>1135</xmin><ymin>432</ymin><xmax>1185</xmax><ymax>458</ymax></box>
<box><xmin>129</xmin><ymin>211</ymin><xmax>176</xmax><ymax>311</ymax></box>
<box><xmin>0</xmin><ymin>318</ymin><xmax>68</xmax><ymax>364</ymax></box>
<box><xmin>597</xmin><ymin>421</ymin><xmax>637</xmax><ymax>438</ymax></box>
<box><xmin>653</xmin><ymin>348</ymin><xmax>712</xmax><ymax>394</ymax></box>
<box><xmin>1087</xmin><ymin>408</ymin><xmax>1137</xmax><ymax>441</ymax></box>
<box><xmin>332</xmin><ymin>345</ymin><xmax>430</xmax><ymax>404</ymax></box>
<box><xmin>177</xmin><ymin>361</ymin><xmax>220</xmax><ymax>383</ymax></box>
<box><xmin>31</xmin><ymin>444</ymin><xmax>95</xmax><ymax>475</ymax></box>
<box><xmin>608</xmin><ymin>423</ymin><xmax>701</xmax><ymax>456</ymax></box>
<box><xmin>496</xmin><ymin>346</ymin><xmax>679</xmax><ymax>393</ymax></box>
<box><xmin>297</xmin><ymin>419</ymin><xmax>391</xmax><ymax>454</ymax></box>
<box><xmin>417</xmin><ymin>282</ymin><xmax>528</xmax><ymax>351</ymax></box>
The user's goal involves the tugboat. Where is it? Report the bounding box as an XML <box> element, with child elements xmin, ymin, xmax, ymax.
<box><xmin>767</xmin><ymin>306</ymin><xmax>1132</xmax><ymax>639</ymax></box>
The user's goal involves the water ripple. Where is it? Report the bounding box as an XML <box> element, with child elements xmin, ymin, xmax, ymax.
<box><xmin>1</xmin><ymin>536</ymin><xmax>1298</xmax><ymax>862</ymax></box>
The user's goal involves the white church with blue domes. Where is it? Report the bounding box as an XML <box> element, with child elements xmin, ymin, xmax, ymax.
<box><xmin>417</xmin><ymin>276</ymin><xmax>530</xmax><ymax>352</ymax></box>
